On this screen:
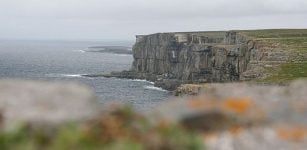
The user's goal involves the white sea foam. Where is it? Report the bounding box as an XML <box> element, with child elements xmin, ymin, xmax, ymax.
<box><xmin>76</xmin><ymin>50</ymin><xmax>86</xmax><ymax>53</ymax></box>
<box><xmin>46</xmin><ymin>74</ymin><xmax>86</xmax><ymax>78</ymax></box>
<box><xmin>114</xmin><ymin>54</ymin><xmax>132</xmax><ymax>57</ymax></box>
<box><xmin>144</xmin><ymin>85</ymin><xmax>168</xmax><ymax>92</ymax></box>
<box><xmin>62</xmin><ymin>74</ymin><xmax>86</xmax><ymax>78</ymax></box>
<box><xmin>130</xmin><ymin>79</ymin><xmax>154</xmax><ymax>84</ymax></box>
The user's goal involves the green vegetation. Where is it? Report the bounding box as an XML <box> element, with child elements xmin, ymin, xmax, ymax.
<box><xmin>0</xmin><ymin>106</ymin><xmax>204</xmax><ymax>150</ymax></box>
<box><xmin>240</xmin><ymin>29</ymin><xmax>307</xmax><ymax>39</ymax></box>
<box><xmin>239</xmin><ymin>29</ymin><xmax>307</xmax><ymax>83</ymax></box>
<box><xmin>261</xmin><ymin>62</ymin><xmax>307</xmax><ymax>84</ymax></box>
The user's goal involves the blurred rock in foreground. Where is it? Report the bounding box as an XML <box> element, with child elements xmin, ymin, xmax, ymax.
<box><xmin>0</xmin><ymin>80</ymin><xmax>100</xmax><ymax>129</ymax></box>
<box><xmin>0</xmin><ymin>79</ymin><xmax>307</xmax><ymax>149</ymax></box>
<box><xmin>0</xmin><ymin>80</ymin><xmax>203</xmax><ymax>150</ymax></box>
<box><xmin>156</xmin><ymin>79</ymin><xmax>307</xmax><ymax>150</ymax></box>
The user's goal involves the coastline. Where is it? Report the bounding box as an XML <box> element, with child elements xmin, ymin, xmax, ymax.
<box><xmin>84</xmin><ymin>46</ymin><xmax>133</xmax><ymax>55</ymax></box>
<box><xmin>82</xmin><ymin>71</ymin><xmax>199</xmax><ymax>91</ymax></box>
<box><xmin>84</xmin><ymin>29</ymin><xmax>307</xmax><ymax>93</ymax></box>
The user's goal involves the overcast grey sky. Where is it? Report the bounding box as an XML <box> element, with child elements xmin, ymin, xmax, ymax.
<box><xmin>0</xmin><ymin>0</ymin><xmax>306</xmax><ymax>41</ymax></box>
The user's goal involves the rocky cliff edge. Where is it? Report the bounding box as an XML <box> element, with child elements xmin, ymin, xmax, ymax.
<box><xmin>105</xmin><ymin>29</ymin><xmax>307</xmax><ymax>90</ymax></box>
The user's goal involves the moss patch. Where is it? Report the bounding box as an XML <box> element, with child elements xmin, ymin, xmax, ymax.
<box><xmin>0</xmin><ymin>106</ymin><xmax>205</xmax><ymax>150</ymax></box>
<box><xmin>261</xmin><ymin>62</ymin><xmax>307</xmax><ymax>84</ymax></box>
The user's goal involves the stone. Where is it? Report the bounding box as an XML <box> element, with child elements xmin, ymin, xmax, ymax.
<box><xmin>153</xmin><ymin>79</ymin><xmax>307</xmax><ymax>150</ymax></box>
<box><xmin>0</xmin><ymin>80</ymin><xmax>100</xmax><ymax>129</ymax></box>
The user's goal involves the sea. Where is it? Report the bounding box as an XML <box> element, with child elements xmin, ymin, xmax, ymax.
<box><xmin>0</xmin><ymin>39</ymin><xmax>170</xmax><ymax>110</ymax></box>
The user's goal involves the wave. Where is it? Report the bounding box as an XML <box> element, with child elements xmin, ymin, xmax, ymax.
<box><xmin>113</xmin><ymin>54</ymin><xmax>132</xmax><ymax>57</ymax></box>
<box><xmin>76</xmin><ymin>50</ymin><xmax>86</xmax><ymax>53</ymax></box>
<box><xmin>144</xmin><ymin>85</ymin><xmax>168</xmax><ymax>92</ymax></box>
<box><xmin>63</xmin><ymin>74</ymin><xmax>86</xmax><ymax>77</ymax></box>
<box><xmin>46</xmin><ymin>74</ymin><xmax>87</xmax><ymax>78</ymax></box>
<box><xmin>130</xmin><ymin>79</ymin><xmax>154</xmax><ymax>84</ymax></box>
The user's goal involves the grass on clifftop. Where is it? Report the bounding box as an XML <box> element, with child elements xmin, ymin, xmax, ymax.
<box><xmin>240</xmin><ymin>29</ymin><xmax>307</xmax><ymax>83</ymax></box>
<box><xmin>240</xmin><ymin>29</ymin><xmax>307</xmax><ymax>39</ymax></box>
<box><xmin>261</xmin><ymin>62</ymin><xmax>307</xmax><ymax>84</ymax></box>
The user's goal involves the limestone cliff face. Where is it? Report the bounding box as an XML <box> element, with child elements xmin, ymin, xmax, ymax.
<box><xmin>131</xmin><ymin>31</ymin><xmax>255</xmax><ymax>83</ymax></box>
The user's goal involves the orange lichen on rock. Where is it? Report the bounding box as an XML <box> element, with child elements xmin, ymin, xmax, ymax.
<box><xmin>229</xmin><ymin>125</ymin><xmax>244</xmax><ymax>136</ymax></box>
<box><xmin>186</xmin><ymin>97</ymin><xmax>255</xmax><ymax>114</ymax></box>
<box><xmin>187</xmin><ymin>98</ymin><xmax>215</xmax><ymax>110</ymax></box>
<box><xmin>276</xmin><ymin>126</ymin><xmax>307</xmax><ymax>142</ymax></box>
<box><xmin>222</xmin><ymin>98</ymin><xmax>253</xmax><ymax>114</ymax></box>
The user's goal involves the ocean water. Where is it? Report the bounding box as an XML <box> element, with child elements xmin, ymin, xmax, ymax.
<box><xmin>0</xmin><ymin>39</ymin><xmax>170</xmax><ymax>110</ymax></box>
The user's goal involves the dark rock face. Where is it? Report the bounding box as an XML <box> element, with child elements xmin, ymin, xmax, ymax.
<box><xmin>130</xmin><ymin>32</ymin><xmax>254</xmax><ymax>89</ymax></box>
<box><xmin>99</xmin><ymin>30</ymin><xmax>290</xmax><ymax>90</ymax></box>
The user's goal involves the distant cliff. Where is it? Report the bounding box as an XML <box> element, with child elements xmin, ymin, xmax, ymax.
<box><xmin>132</xmin><ymin>32</ymin><xmax>251</xmax><ymax>83</ymax></box>
<box><xmin>102</xmin><ymin>29</ymin><xmax>306</xmax><ymax>90</ymax></box>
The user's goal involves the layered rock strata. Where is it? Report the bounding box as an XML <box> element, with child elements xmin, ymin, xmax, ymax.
<box><xmin>107</xmin><ymin>31</ymin><xmax>288</xmax><ymax>90</ymax></box>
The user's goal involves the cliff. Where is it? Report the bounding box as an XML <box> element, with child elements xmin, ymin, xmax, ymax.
<box><xmin>104</xmin><ymin>29</ymin><xmax>307</xmax><ymax>90</ymax></box>
<box><xmin>132</xmin><ymin>32</ymin><xmax>251</xmax><ymax>82</ymax></box>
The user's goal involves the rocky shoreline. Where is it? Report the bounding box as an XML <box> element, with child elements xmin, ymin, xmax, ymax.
<box><xmin>83</xmin><ymin>71</ymin><xmax>191</xmax><ymax>91</ymax></box>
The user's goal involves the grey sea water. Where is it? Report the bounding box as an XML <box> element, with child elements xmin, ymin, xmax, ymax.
<box><xmin>0</xmin><ymin>39</ymin><xmax>170</xmax><ymax>110</ymax></box>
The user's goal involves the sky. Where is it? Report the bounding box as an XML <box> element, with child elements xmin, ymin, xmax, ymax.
<box><xmin>0</xmin><ymin>0</ymin><xmax>306</xmax><ymax>41</ymax></box>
